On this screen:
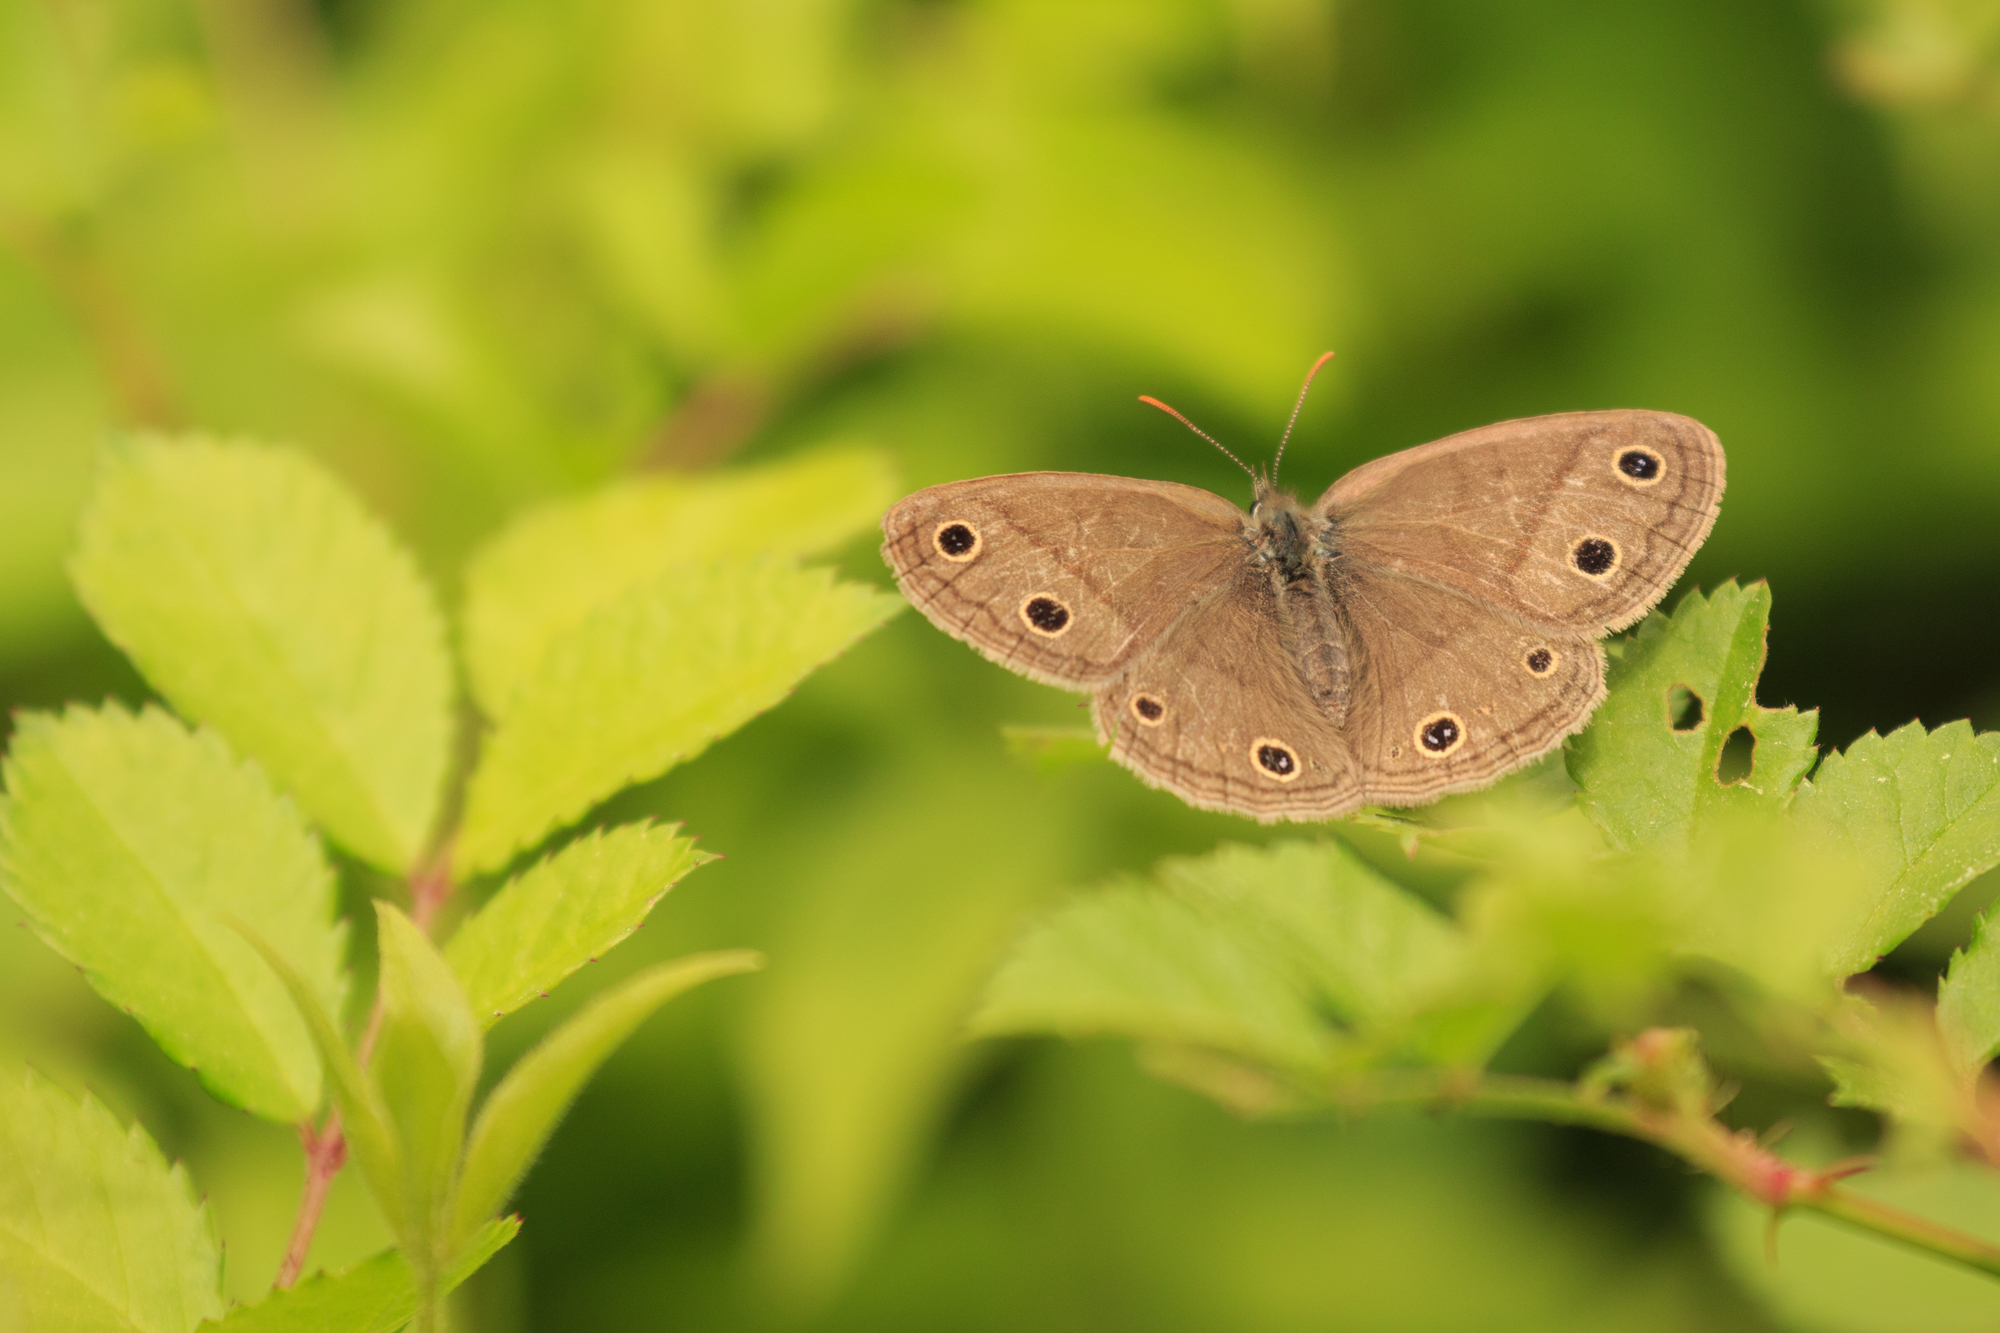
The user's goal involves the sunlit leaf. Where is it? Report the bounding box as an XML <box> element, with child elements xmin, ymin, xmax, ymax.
<box><xmin>461</xmin><ymin>446</ymin><xmax>897</xmax><ymax>716</ymax></box>
<box><xmin>1940</xmin><ymin>904</ymin><xmax>2000</xmax><ymax>1077</ymax></box>
<box><xmin>1568</xmin><ymin>582</ymin><xmax>1818</xmax><ymax>850</ymax></box>
<box><xmin>202</xmin><ymin>1216</ymin><xmax>517</xmax><ymax>1333</ymax></box>
<box><xmin>455</xmin><ymin>557</ymin><xmax>901</xmax><ymax>875</ymax></box>
<box><xmin>0</xmin><ymin>1066</ymin><xmax>223</xmax><ymax>1333</ymax></box>
<box><xmin>451</xmin><ymin>951</ymin><xmax>760</xmax><ymax>1246</ymax></box>
<box><xmin>446</xmin><ymin>822</ymin><xmax>712</xmax><ymax>1027</ymax></box>
<box><xmin>972</xmin><ymin>842</ymin><xmax>1495</xmax><ymax>1070</ymax></box>
<box><xmin>70</xmin><ymin>438</ymin><xmax>452</xmax><ymax>872</ymax></box>
<box><xmin>1794</xmin><ymin>722</ymin><xmax>2000</xmax><ymax>978</ymax></box>
<box><xmin>1819</xmin><ymin>993</ymin><xmax>1968</xmax><ymax>1134</ymax></box>
<box><xmin>369</xmin><ymin>905</ymin><xmax>480</xmax><ymax>1276</ymax></box>
<box><xmin>0</xmin><ymin>705</ymin><xmax>344</xmax><ymax>1122</ymax></box>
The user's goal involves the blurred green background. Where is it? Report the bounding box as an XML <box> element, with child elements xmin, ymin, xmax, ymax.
<box><xmin>4</xmin><ymin>1</ymin><xmax>2000</xmax><ymax>1328</ymax></box>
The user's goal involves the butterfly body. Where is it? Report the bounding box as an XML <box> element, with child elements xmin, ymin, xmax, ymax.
<box><xmin>881</xmin><ymin>410</ymin><xmax>1723</xmax><ymax>823</ymax></box>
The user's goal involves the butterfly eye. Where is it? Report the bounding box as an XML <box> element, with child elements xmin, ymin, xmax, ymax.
<box><xmin>1522</xmin><ymin>646</ymin><xmax>1558</xmax><ymax>676</ymax></box>
<box><xmin>1415</xmin><ymin>711</ymin><xmax>1466</xmax><ymax>757</ymax></box>
<box><xmin>1614</xmin><ymin>448</ymin><xmax>1664</xmax><ymax>487</ymax></box>
<box><xmin>1250</xmin><ymin>737</ymin><xmax>1301</xmax><ymax>781</ymax></box>
<box><xmin>932</xmin><ymin>521</ymin><xmax>982</xmax><ymax>562</ymax></box>
<box><xmin>1019</xmin><ymin>593</ymin><xmax>1073</xmax><ymax>637</ymax></box>
<box><xmin>1569</xmin><ymin>535</ymin><xmax>1620</xmax><ymax>579</ymax></box>
<box><xmin>1129</xmin><ymin>693</ymin><xmax>1167</xmax><ymax>726</ymax></box>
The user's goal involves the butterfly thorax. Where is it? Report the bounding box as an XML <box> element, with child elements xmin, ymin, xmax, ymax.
<box><xmin>1248</xmin><ymin>480</ymin><xmax>1351</xmax><ymax>724</ymax></box>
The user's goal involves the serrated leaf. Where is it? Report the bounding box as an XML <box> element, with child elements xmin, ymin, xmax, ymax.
<box><xmin>462</xmin><ymin>446</ymin><xmax>897</xmax><ymax>717</ymax></box>
<box><xmin>369</xmin><ymin>906</ymin><xmax>480</xmax><ymax>1276</ymax></box>
<box><xmin>1818</xmin><ymin>993</ymin><xmax>1967</xmax><ymax>1134</ymax></box>
<box><xmin>1794</xmin><ymin>723</ymin><xmax>2000</xmax><ymax>978</ymax></box>
<box><xmin>0</xmin><ymin>705</ymin><xmax>345</xmax><ymax>1122</ymax></box>
<box><xmin>1940</xmin><ymin>904</ymin><xmax>2000</xmax><ymax>1076</ymax></box>
<box><xmin>203</xmin><ymin>1216</ymin><xmax>517</xmax><ymax>1333</ymax></box>
<box><xmin>70</xmin><ymin>438</ymin><xmax>452</xmax><ymax>872</ymax></box>
<box><xmin>455</xmin><ymin>558</ymin><xmax>901</xmax><ymax>875</ymax></box>
<box><xmin>446</xmin><ymin>823</ymin><xmax>712</xmax><ymax>1027</ymax></box>
<box><xmin>0</xmin><ymin>1066</ymin><xmax>223</xmax><ymax>1333</ymax></box>
<box><xmin>1568</xmin><ymin>582</ymin><xmax>1818</xmax><ymax>850</ymax></box>
<box><xmin>451</xmin><ymin>951</ymin><xmax>760</xmax><ymax>1247</ymax></box>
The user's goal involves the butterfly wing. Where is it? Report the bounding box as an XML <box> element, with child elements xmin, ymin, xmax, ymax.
<box><xmin>1332</xmin><ymin>569</ymin><xmax>1605</xmax><ymax>805</ymax></box>
<box><xmin>1090</xmin><ymin>566</ymin><xmax>1364</xmax><ymax>823</ymax></box>
<box><xmin>880</xmin><ymin>472</ymin><xmax>1246</xmax><ymax>689</ymax></box>
<box><xmin>1319</xmin><ymin>411</ymin><xmax>1723</xmax><ymax>633</ymax></box>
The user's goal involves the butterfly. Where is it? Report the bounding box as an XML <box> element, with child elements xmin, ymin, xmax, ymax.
<box><xmin>880</xmin><ymin>354</ymin><xmax>1723</xmax><ymax>822</ymax></box>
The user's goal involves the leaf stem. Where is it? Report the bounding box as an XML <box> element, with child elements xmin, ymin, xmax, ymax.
<box><xmin>1323</xmin><ymin>1067</ymin><xmax>2000</xmax><ymax>1281</ymax></box>
<box><xmin>274</xmin><ymin>850</ymin><xmax>455</xmax><ymax>1287</ymax></box>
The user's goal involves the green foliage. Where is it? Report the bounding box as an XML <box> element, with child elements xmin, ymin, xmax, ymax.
<box><xmin>0</xmin><ymin>705</ymin><xmax>344</xmax><ymax>1122</ymax></box>
<box><xmin>455</xmin><ymin>557</ymin><xmax>902</xmax><ymax>874</ymax></box>
<box><xmin>451</xmin><ymin>951</ymin><xmax>762</xmax><ymax>1247</ymax></box>
<box><xmin>0</xmin><ymin>1066</ymin><xmax>223</xmax><ymax>1333</ymax></box>
<box><xmin>461</xmin><ymin>446</ymin><xmax>897</xmax><ymax>716</ymax></box>
<box><xmin>70</xmin><ymin>441</ymin><xmax>452</xmax><ymax>873</ymax></box>
<box><xmin>205</xmin><ymin>1217</ymin><xmax>518</xmax><ymax>1333</ymax></box>
<box><xmin>445</xmin><ymin>823</ymin><xmax>713</xmax><ymax>1026</ymax></box>
<box><xmin>1941</xmin><ymin>909</ymin><xmax>2000</xmax><ymax>1075</ymax></box>
<box><xmin>1567</xmin><ymin>582</ymin><xmax>1818</xmax><ymax>849</ymax></box>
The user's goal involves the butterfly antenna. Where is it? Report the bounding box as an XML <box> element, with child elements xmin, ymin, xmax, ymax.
<box><xmin>1271</xmin><ymin>350</ymin><xmax>1336</xmax><ymax>484</ymax></box>
<box><xmin>1138</xmin><ymin>394</ymin><xmax>1258</xmax><ymax>483</ymax></box>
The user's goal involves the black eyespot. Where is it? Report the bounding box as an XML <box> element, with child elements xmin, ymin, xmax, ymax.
<box><xmin>1416</xmin><ymin>711</ymin><xmax>1465</xmax><ymax>757</ymax></box>
<box><xmin>1571</xmin><ymin>535</ymin><xmax>1618</xmax><ymax>577</ymax></box>
<box><xmin>1524</xmin><ymin>646</ymin><xmax>1555</xmax><ymax>675</ymax></box>
<box><xmin>1131</xmin><ymin>693</ymin><xmax>1165</xmax><ymax>725</ymax></box>
<box><xmin>1021</xmin><ymin>595</ymin><xmax>1072</xmax><ymax>635</ymax></box>
<box><xmin>1617</xmin><ymin>449</ymin><xmax>1662</xmax><ymax>482</ymax></box>
<box><xmin>1248</xmin><ymin>736</ymin><xmax>1296</xmax><ymax>780</ymax></box>
<box><xmin>933</xmin><ymin>521</ymin><xmax>981</xmax><ymax>561</ymax></box>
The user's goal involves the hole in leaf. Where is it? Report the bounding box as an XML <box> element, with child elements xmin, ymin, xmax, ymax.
<box><xmin>1716</xmin><ymin>726</ymin><xmax>1755</xmax><ymax>785</ymax></box>
<box><xmin>1668</xmin><ymin>685</ymin><xmax>1704</xmax><ymax>731</ymax></box>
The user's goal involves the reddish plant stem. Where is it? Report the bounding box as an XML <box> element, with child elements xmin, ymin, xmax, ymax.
<box><xmin>274</xmin><ymin>851</ymin><xmax>454</xmax><ymax>1288</ymax></box>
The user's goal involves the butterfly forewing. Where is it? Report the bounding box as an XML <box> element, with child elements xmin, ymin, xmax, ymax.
<box><xmin>1322</xmin><ymin>411</ymin><xmax>1722</xmax><ymax>633</ymax></box>
<box><xmin>880</xmin><ymin>473</ymin><xmax>1245</xmax><ymax>689</ymax></box>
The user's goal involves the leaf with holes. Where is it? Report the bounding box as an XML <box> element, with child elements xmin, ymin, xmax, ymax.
<box><xmin>0</xmin><ymin>1066</ymin><xmax>223</xmax><ymax>1333</ymax></box>
<box><xmin>70</xmin><ymin>438</ymin><xmax>452</xmax><ymax>872</ymax></box>
<box><xmin>1793</xmin><ymin>722</ymin><xmax>2000</xmax><ymax>979</ymax></box>
<box><xmin>0</xmin><ymin>705</ymin><xmax>346</xmax><ymax>1122</ymax></box>
<box><xmin>446</xmin><ymin>822</ymin><xmax>713</xmax><ymax>1026</ymax></box>
<box><xmin>202</xmin><ymin>1216</ymin><xmax>517</xmax><ymax>1333</ymax></box>
<box><xmin>1940</xmin><ymin>905</ymin><xmax>2000</xmax><ymax>1078</ymax></box>
<box><xmin>1568</xmin><ymin>582</ymin><xmax>1818</xmax><ymax>850</ymax></box>
<box><xmin>971</xmin><ymin>841</ymin><xmax>1518</xmax><ymax>1071</ymax></box>
<box><xmin>455</xmin><ymin>557</ymin><xmax>901</xmax><ymax>875</ymax></box>
<box><xmin>451</xmin><ymin>951</ymin><xmax>760</xmax><ymax>1247</ymax></box>
<box><xmin>461</xmin><ymin>446</ymin><xmax>897</xmax><ymax>717</ymax></box>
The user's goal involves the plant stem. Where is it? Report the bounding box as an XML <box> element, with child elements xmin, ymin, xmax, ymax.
<box><xmin>1326</xmin><ymin>1069</ymin><xmax>2000</xmax><ymax>1281</ymax></box>
<box><xmin>274</xmin><ymin>851</ymin><xmax>455</xmax><ymax>1287</ymax></box>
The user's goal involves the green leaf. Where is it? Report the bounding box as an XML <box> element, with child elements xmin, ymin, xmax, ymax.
<box><xmin>1568</xmin><ymin>582</ymin><xmax>1818</xmax><ymax>850</ymax></box>
<box><xmin>1794</xmin><ymin>722</ymin><xmax>2000</xmax><ymax>978</ymax></box>
<box><xmin>0</xmin><ymin>705</ymin><xmax>345</xmax><ymax>1122</ymax></box>
<box><xmin>203</xmin><ymin>1216</ymin><xmax>518</xmax><ymax>1333</ymax></box>
<box><xmin>1940</xmin><ymin>903</ymin><xmax>2000</xmax><ymax>1076</ymax></box>
<box><xmin>369</xmin><ymin>906</ymin><xmax>481</xmax><ymax>1273</ymax></box>
<box><xmin>70</xmin><ymin>438</ymin><xmax>453</xmax><ymax>872</ymax></box>
<box><xmin>451</xmin><ymin>951</ymin><xmax>761</xmax><ymax>1247</ymax></box>
<box><xmin>461</xmin><ymin>446</ymin><xmax>897</xmax><ymax>717</ymax></box>
<box><xmin>0</xmin><ymin>1066</ymin><xmax>224</xmax><ymax>1333</ymax></box>
<box><xmin>455</xmin><ymin>557</ymin><xmax>901</xmax><ymax>875</ymax></box>
<box><xmin>1818</xmin><ymin>994</ymin><xmax>1968</xmax><ymax>1134</ymax></box>
<box><xmin>233</xmin><ymin>926</ymin><xmax>404</xmax><ymax>1241</ymax></box>
<box><xmin>445</xmin><ymin>822</ymin><xmax>712</xmax><ymax>1027</ymax></box>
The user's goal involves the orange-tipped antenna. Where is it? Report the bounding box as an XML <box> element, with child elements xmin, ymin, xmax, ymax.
<box><xmin>1272</xmin><ymin>350</ymin><xmax>1336</xmax><ymax>483</ymax></box>
<box><xmin>1138</xmin><ymin>394</ymin><xmax>1257</xmax><ymax>482</ymax></box>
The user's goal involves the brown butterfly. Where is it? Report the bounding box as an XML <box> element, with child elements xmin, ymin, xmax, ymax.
<box><xmin>879</xmin><ymin>355</ymin><xmax>1724</xmax><ymax>822</ymax></box>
